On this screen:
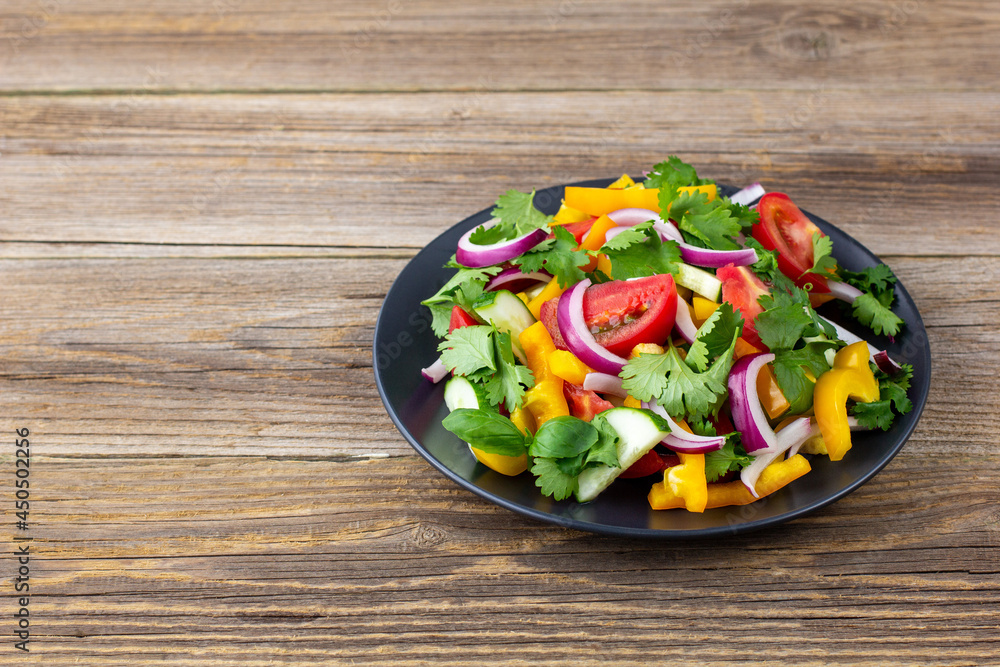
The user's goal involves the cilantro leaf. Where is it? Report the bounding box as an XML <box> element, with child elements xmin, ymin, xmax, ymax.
<box><xmin>441</xmin><ymin>408</ymin><xmax>529</xmax><ymax>457</ymax></box>
<box><xmin>677</xmin><ymin>199</ymin><xmax>744</xmax><ymax>251</ymax></box>
<box><xmin>851</xmin><ymin>363</ymin><xmax>914</xmax><ymax>430</ymax></box>
<box><xmin>438</xmin><ymin>326</ymin><xmax>496</xmax><ymax>377</ymax></box>
<box><xmin>755</xmin><ymin>291</ymin><xmax>815</xmax><ymax>350</ymax></box>
<box><xmin>421</xmin><ymin>262</ymin><xmax>501</xmax><ymax>336</ymax></box>
<box><xmin>481</xmin><ymin>329</ymin><xmax>534</xmax><ymax>412</ymax></box>
<box><xmin>621</xmin><ymin>333</ymin><xmax>739</xmax><ymax>420</ymax></box>
<box><xmin>513</xmin><ymin>225</ymin><xmax>590</xmax><ymax>287</ymax></box>
<box><xmin>771</xmin><ymin>343</ymin><xmax>836</xmax><ymax>414</ymax></box>
<box><xmin>744</xmin><ymin>237</ymin><xmax>795</xmax><ymax>291</ymax></box>
<box><xmin>643</xmin><ymin>156</ymin><xmax>712</xmax><ymax>200</ymax></box>
<box><xmin>598</xmin><ymin>221</ymin><xmax>681</xmax><ymax>280</ymax></box>
<box><xmin>685</xmin><ymin>302</ymin><xmax>745</xmax><ymax>372</ymax></box>
<box><xmin>704</xmin><ymin>440</ymin><xmax>752</xmax><ymax>483</ymax></box>
<box><xmin>530</xmin><ymin>458</ymin><xmax>577</xmax><ymax>501</ymax></box>
<box><xmin>802</xmin><ymin>232</ymin><xmax>838</xmax><ymax>278</ymax></box>
<box><xmin>490</xmin><ymin>189</ymin><xmax>553</xmax><ymax>238</ymax></box>
<box><xmin>851</xmin><ymin>291</ymin><xmax>904</xmax><ymax>337</ymax></box>
<box><xmin>838</xmin><ymin>264</ymin><xmax>897</xmax><ymax>293</ymax></box>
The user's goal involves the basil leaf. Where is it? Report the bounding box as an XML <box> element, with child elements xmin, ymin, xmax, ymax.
<box><xmin>529</xmin><ymin>416</ymin><xmax>598</xmax><ymax>459</ymax></box>
<box><xmin>442</xmin><ymin>408</ymin><xmax>528</xmax><ymax>457</ymax></box>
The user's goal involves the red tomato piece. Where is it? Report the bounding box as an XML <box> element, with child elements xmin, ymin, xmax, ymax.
<box><xmin>551</xmin><ymin>217</ymin><xmax>598</xmax><ymax>244</ymax></box>
<box><xmin>563</xmin><ymin>382</ymin><xmax>615</xmax><ymax>422</ymax></box>
<box><xmin>752</xmin><ymin>192</ymin><xmax>831</xmax><ymax>292</ymax></box>
<box><xmin>619</xmin><ymin>450</ymin><xmax>681</xmax><ymax>479</ymax></box>
<box><xmin>583</xmin><ymin>274</ymin><xmax>679</xmax><ymax>357</ymax></box>
<box><xmin>539</xmin><ymin>274</ymin><xmax>678</xmax><ymax>358</ymax></box>
<box><xmin>447</xmin><ymin>305</ymin><xmax>479</xmax><ymax>333</ymax></box>
<box><xmin>717</xmin><ymin>263</ymin><xmax>769</xmax><ymax>350</ymax></box>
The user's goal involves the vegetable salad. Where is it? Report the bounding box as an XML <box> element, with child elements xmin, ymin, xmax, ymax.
<box><xmin>420</xmin><ymin>158</ymin><xmax>914</xmax><ymax>512</ymax></box>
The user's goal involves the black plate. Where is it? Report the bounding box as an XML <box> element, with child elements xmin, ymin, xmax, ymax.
<box><xmin>373</xmin><ymin>179</ymin><xmax>931</xmax><ymax>538</ymax></box>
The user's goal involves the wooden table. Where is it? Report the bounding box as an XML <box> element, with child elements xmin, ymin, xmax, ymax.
<box><xmin>2</xmin><ymin>1</ymin><xmax>998</xmax><ymax>664</ymax></box>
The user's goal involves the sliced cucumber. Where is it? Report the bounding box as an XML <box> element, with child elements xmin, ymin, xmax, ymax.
<box><xmin>575</xmin><ymin>407</ymin><xmax>671</xmax><ymax>503</ymax></box>
<box><xmin>675</xmin><ymin>263</ymin><xmax>722</xmax><ymax>302</ymax></box>
<box><xmin>472</xmin><ymin>289</ymin><xmax>536</xmax><ymax>362</ymax></box>
<box><xmin>443</xmin><ymin>375</ymin><xmax>484</xmax><ymax>411</ymax></box>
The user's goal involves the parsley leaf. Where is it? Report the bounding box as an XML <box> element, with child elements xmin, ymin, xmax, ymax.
<box><xmin>598</xmin><ymin>221</ymin><xmax>681</xmax><ymax>280</ymax></box>
<box><xmin>685</xmin><ymin>302</ymin><xmax>745</xmax><ymax>373</ymax></box>
<box><xmin>420</xmin><ymin>262</ymin><xmax>501</xmax><ymax>336</ymax></box>
<box><xmin>489</xmin><ymin>189</ymin><xmax>553</xmax><ymax>239</ymax></box>
<box><xmin>802</xmin><ymin>232</ymin><xmax>838</xmax><ymax>278</ymax></box>
<box><xmin>704</xmin><ymin>440</ymin><xmax>753</xmax><ymax>483</ymax></box>
<box><xmin>441</xmin><ymin>408</ymin><xmax>529</xmax><ymax>457</ymax></box>
<box><xmin>514</xmin><ymin>225</ymin><xmax>590</xmax><ymax>287</ymax></box>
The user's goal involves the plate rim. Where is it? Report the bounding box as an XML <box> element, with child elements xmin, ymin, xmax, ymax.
<box><xmin>373</xmin><ymin>177</ymin><xmax>932</xmax><ymax>538</ymax></box>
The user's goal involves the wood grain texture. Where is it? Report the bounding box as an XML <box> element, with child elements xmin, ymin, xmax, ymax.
<box><xmin>9</xmin><ymin>455</ymin><xmax>1000</xmax><ymax>666</ymax></box>
<box><xmin>0</xmin><ymin>1</ymin><xmax>997</xmax><ymax>92</ymax></box>
<box><xmin>0</xmin><ymin>91</ymin><xmax>997</xmax><ymax>255</ymax></box>
<box><xmin>2</xmin><ymin>0</ymin><xmax>998</xmax><ymax>664</ymax></box>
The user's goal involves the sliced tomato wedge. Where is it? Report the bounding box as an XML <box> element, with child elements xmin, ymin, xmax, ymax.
<box><xmin>540</xmin><ymin>274</ymin><xmax>678</xmax><ymax>357</ymax></box>
<box><xmin>447</xmin><ymin>305</ymin><xmax>479</xmax><ymax>333</ymax></box>
<box><xmin>752</xmin><ymin>192</ymin><xmax>831</xmax><ymax>292</ymax></box>
<box><xmin>562</xmin><ymin>382</ymin><xmax>615</xmax><ymax>422</ymax></box>
<box><xmin>717</xmin><ymin>263</ymin><xmax>769</xmax><ymax>350</ymax></box>
<box><xmin>583</xmin><ymin>274</ymin><xmax>678</xmax><ymax>357</ymax></box>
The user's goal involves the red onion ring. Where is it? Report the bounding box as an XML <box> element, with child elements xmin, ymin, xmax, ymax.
<box><xmin>455</xmin><ymin>220</ymin><xmax>548</xmax><ymax>268</ymax></box>
<box><xmin>420</xmin><ymin>357</ymin><xmax>449</xmax><ymax>384</ymax></box>
<box><xmin>582</xmin><ymin>372</ymin><xmax>628</xmax><ymax>398</ymax></box>
<box><xmin>740</xmin><ymin>416</ymin><xmax>812</xmax><ymax>497</ymax></box>
<box><xmin>673</xmin><ymin>298</ymin><xmax>698</xmax><ymax>345</ymax></box>
<box><xmin>556</xmin><ymin>279</ymin><xmax>628</xmax><ymax>375</ymax></box>
<box><xmin>485</xmin><ymin>267</ymin><xmax>551</xmax><ymax>291</ymax></box>
<box><xmin>729</xmin><ymin>183</ymin><xmax>766</xmax><ymax>207</ymax></box>
<box><xmin>727</xmin><ymin>352</ymin><xmax>778</xmax><ymax>453</ymax></box>
<box><xmin>826</xmin><ymin>280</ymin><xmax>864</xmax><ymax>304</ymax></box>
<box><xmin>644</xmin><ymin>400</ymin><xmax>726</xmax><ymax>453</ymax></box>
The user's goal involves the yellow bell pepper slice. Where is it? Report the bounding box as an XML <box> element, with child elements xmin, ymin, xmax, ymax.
<box><xmin>595</xmin><ymin>253</ymin><xmax>614</xmax><ymax>279</ymax></box>
<box><xmin>470</xmin><ymin>448</ymin><xmax>528</xmax><ymax>476</ymax></box>
<box><xmin>692</xmin><ymin>296</ymin><xmax>720</xmax><ymax>324</ymax></box>
<box><xmin>563</xmin><ymin>184</ymin><xmax>716</xmax><ymax>216</ymax></box>
<box><xmin>623</xmin><ymin>396</ymin><xmax>642</xmax><ymax>409</ymax></box>
<box><xmin>518</xmin><ymin>322</ymin><xmax>569</xmax><ymax>426</ymax></box>
<box><xmin>526</xmin><ymin>276</ymin><xmax>566</xmax><ymax>319</ymax></box>
<box><xmin>649</xmin><ymin>455</ymin><xmax>812</xmax><ymax>509</ymax></box>
<box><xmin>606</xmin><ymin>173</ymin><xmax>635</xmax><ymax>189</ymax></box>
<box><xmin>548</xmin><ymin>349</ymin><xmax>594</xmax><ymax>386</ymax></box>
<box><xmin>649</xmin><ymin>453</ymin><xmax>708</xmax><ymax>513</ymax></box>
<box><xmin>551</xmin><ymin>201</ymin><xmax>592</xmax><ymax>225</ymax></box>
<box><xmin>814</xmin><ymin>341</ymin><xmax>880</xmax><ymax>462</ymax></box>
<box><xmin>757</xmin><ymin>362</ymin><xmax>790</xmax><ymax>420</ymax></box>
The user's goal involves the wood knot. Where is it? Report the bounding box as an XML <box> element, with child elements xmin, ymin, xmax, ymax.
<box><xmin>412</xmin><ymin>524</ymin><xmax>446</xmax><ymax>547</ymax></box>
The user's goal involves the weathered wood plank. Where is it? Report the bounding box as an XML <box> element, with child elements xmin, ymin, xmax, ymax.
<box><xmin>1</xmin><ymin>1</ymin><xmax>996</xmax><ymax>92</ymax></box>
<box><xmin>0</xmin><ymin>255</ymin><xmax>995</xmax><ymax>458</ymax></box>
<box><xmin>0</xmin><ymin>91</ymin><xmax>997</xmax><ymax>256</ymax></box>
<box><xmin>8</xmin><ymin>454</ymin><xmax>998</xmax><ymax>666</ymax></box>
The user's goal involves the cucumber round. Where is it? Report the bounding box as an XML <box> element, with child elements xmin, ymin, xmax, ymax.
<box><xmin>443</xmin><ymin>376</ymin><xmax>485</xmax><ymax>411</ymax></box>
<box><xmin>675</xmin><ymin>263</ymin><xmax>723</xmax><ymax>302</ymax></box>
